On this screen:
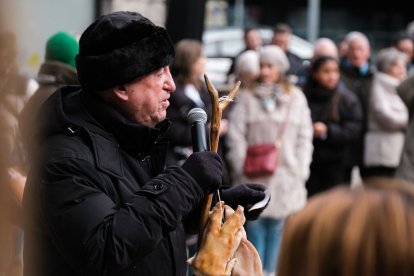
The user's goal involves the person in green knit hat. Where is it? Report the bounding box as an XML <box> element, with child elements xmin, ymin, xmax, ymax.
<box><xmin>19</xmin><ymin>31</ymin><xmax>80</xmax><ymax>171</ymax></box>
<box><xmin>45</xmin><ymin>31</ymin><xmax>79</xmax><ymax>69</ymax></box>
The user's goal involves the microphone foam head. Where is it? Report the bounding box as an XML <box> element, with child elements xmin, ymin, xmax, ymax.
<box><xmin>187</xmin><ymin>107</ymin><xmax>207</xmax><ymax>124</ymax></box>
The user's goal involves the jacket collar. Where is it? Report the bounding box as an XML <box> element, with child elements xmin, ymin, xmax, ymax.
<box><xmin>80</xmin><ymin>90</ymin><xmax>171</xmax><ymax>155</ymax></box>
<box><xmin>36</xmin><ymin>61</ymin><xmax>79</xmax><ymax>86</ymax></box>
<box><xmin>40</xmin><ymin>86</ymin><xmax>171</xmax><ymax>178</ymax></box>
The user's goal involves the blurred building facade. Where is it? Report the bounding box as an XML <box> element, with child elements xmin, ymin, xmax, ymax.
<box><xmin>1</xmin><ymin>0</ymin><xmax>95</xmax><ymax>76</ymax></box>
<box><xmin>107</xmin><ymin>0</ymin><xmax>414</xmax><ymax>51</ymax></box>
<box><xmin>205</xmin><ymin>0</ymin><xmax>413</xmax><ymax>52</ymax></box>
<box><xmin>1</xmin><ymin>0</ymin><xmax>412</xmax><ymax>76</ymax></box>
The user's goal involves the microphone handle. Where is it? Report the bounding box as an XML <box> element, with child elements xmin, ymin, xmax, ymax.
<box><xmin>191</xmin><ymin>122</ymin><xmax>208</xmax><ymax>152</ymax></box>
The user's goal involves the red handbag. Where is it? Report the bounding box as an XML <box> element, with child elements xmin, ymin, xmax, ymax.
<box><xmin>243</xmin><ymin>99</ymin><xmax>291</xmax><ymax>178</ymax></box>
<box><xmin>243</xmin><ymin>142</ymin><xmax>281</xmax><ymax>178</ymax></box>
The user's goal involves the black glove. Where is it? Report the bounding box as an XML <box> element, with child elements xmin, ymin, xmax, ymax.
<box><xmin>221</xmin><ymin>183</ymin><xmax>268</xmax><ymax>220</ymax></box>
<box><xmin>182</xmin><ymin>151</ymin><xmax>223</xmax><ymax>193</ymax></box>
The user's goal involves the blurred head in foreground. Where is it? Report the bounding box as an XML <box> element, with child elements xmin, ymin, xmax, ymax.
<box><xmin>278</xmin><ymin>178</ymin><xmax>414</xmax><ymax>276</ymax></box>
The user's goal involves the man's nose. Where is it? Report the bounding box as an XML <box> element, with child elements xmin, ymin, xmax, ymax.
<box><xmin>165</xmin><ymin>67</ymin><xmax>176</xmax><ymax>92</ymax></box>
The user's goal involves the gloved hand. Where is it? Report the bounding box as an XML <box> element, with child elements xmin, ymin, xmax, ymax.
<box><xmin>182</xmin><ymin>151</ymin><xmax>223</xmax><ymax>194</ymax></box>
<box><xmin>221</xmin><ymin>183</ymin><xmax>268</xmax><ymax>220</ymax></box>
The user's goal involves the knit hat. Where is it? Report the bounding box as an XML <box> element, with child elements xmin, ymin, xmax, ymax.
<box><xmin>75</xmin><ymin>11</ymin><xmax>175</xmax><ymax>92</ymax></box>
<box><xmin>259</xmin><ymin>45</ymin><xmax>290</xmax><ymax>73</ymax></box>
<box><xmin>45</xmin><ymin>32</ymin><xmax>79</xmax><ymax>69</ymax></box>
<box><xmin>235</xmin><ymin>50</ymin><xmax>260</xmax><ymax>77</ymax></box>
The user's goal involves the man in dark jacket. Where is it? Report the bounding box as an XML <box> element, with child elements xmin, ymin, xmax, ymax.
<box><xmin>271</xmin><ymin>23</ymin><xmax>308</xmax><ymax>86</ymax></box>
<box><xmin>339</xmin><ymin>31</ymin><xmax>374</xmax><ymax>182</ymax></box>
<box><xmin>23</xmin><ymin>11</ymin><xmax>267</xmax><ymax>276</ymax></box>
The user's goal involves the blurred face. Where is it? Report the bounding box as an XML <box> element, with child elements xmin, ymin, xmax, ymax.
<box><xmin>387</xmin><ymin>59</ymin><xmax>407</xmax><ymax>80</ymax></box>
<box><xmin>245</xmin><ymin>30</ymin><xmax>262</xmax><ymax>50</ymax></box>
<box><xmin>271</xmin><ymin>32</ymin><xmax>290</xmax><ymax>52</ymax></box>
<box><xmin>347</xmin><ymin>39</ymin><xmax>370</xmax><ymax>68</ymax></box>
<box><xmin>313</xmin><ymin>60</ymin><xmax>340</xmax><ymax>90</ymax></box>
<box><xmin>240</xmin><ymin>71</ymin><xmax>259</xmax><ymax>85</ymax></box>
<box><xmin>337</xmin><ymin>40</ymin><xmax>349</xmax><ymax>58</ymax></box>
<box><xmin>122</xmin><ymin>66</ymin><xmax>176</xmax><ymax>127</ymax></box>
<box><xmin>192</xmin><ymin>55</ymin><xmax>207</xmax><ymax>79</ymax></box>
<box><xmin>259</xmin><ymin>62</ymin><xmax>280</xmax><ymax>84</ymax></box>
<box><xmin>396</xmin><ymin>39</ymin><xmax>414</xmax><ymax>63</ymax></box>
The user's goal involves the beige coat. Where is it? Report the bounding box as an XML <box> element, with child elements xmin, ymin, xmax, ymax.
<box><xmin>226</xmin><ymin>84</ymin><xmax>313</xmax><ymax>219</ymax></box>
<box><xmin>364</xmin><ymin>72</ymin><xmax>408</xmax><ymax>167</ymax></box>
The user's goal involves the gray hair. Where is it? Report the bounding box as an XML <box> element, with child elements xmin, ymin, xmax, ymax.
<box><xmin>375</xmin><ymin>47</ymin><xmax>407</xmax><ymax>73</ymax></box>
<box><xmin>345</xmin><ymin>31</ymin><xmax>370</xmax><ymax>49</ymax></box>
<box><xmin>313</xmin><ymin>37</ymin><xmax>339</xmax><ymax>60</ymax></box>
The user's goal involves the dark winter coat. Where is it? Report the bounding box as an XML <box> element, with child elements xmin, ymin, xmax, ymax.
<box><xmin>19</xmin><ymin>60</ymin><xmax>79</xmax><ymax>170</ymax></box>
<box><xmin>20</xmin><ymin>61</ymin><xmax>79</xmax><ymax>131</ymax></box>
<box><xmin>340</xmin><ymin>65</ymin><xmax>374</xmax><ymax>119</ymax></box>
<box><xmin>286</xmin><ymin>51</ymin><xmax>307</xmax><ymax>86</ymax></box>
<box><xmin>23</xmin><ymin>86</ymin><xmax>206</xmax><ymax>276</ymax></box>
<box><xmin>305</xmin><ymin>85</ymin><xmax>363</xmax><ymax>165</ymax></box>
<box><xmin>396</xmin><ymin>74</ymin><xmax>414</xmax><ymax>119</ymax></box>
<box><xmin>340</xmin><ymin>64</ymin><xmax>374</xmax><ymax>168</ymax></box>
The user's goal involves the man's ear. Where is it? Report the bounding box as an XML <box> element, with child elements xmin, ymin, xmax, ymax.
<box><xmin>113</xmin><ymin>85</ymin><xmax>129</xmax><ymax>101</ymax></box>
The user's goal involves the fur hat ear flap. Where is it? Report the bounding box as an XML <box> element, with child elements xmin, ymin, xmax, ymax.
<box><xmin>75</xmin><ymin>11</ymin><xmax>175</xmax><ymax>92</ymax></box>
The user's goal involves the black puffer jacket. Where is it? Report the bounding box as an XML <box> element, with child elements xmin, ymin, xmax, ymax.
<box><xmin>19</xmin><ymin>60</ymin><xmax>79</xmax><ymax>135</ymax></box>
<box><xmin>19</xmin><ymin>61</ymin><xmax>79</xmax><ymax>171</ymax></box>
<box><xmin>23</xmin><ymin>86</ymin><xmax>206</xmax><ymax>276</ymax></box>
<box><xmin>305</xmin><ymin>85</ymin><xmax>363</xmax><ymax>165</ymax></box>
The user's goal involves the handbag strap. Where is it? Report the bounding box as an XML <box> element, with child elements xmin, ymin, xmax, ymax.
<box><xmin>275</xmin><ymin>96</ymin><xmax>293</xmax><ymax>148</ymax></box>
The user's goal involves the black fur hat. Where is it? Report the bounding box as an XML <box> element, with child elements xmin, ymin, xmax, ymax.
<box><xmin>75</xmin><ymin>11</ymin><xmax>175</xmax><ymax>91</ymax></box>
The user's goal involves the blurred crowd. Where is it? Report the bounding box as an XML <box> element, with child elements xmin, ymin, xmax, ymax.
<box><xmin>1</xmin><ymin>15</ymin><xmax>414</xmax><ymax>276</ymax></box>
<box><xmin>165</xmin><ymin>21</ymin><xmax>414</xmax><ymax>275</ymax></box>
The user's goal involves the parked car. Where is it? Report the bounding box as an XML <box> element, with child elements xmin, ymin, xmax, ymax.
<box><xmin>202</xmin><ymin>27</ymin><xmax>314</xmax><ymax>88</ymax></box>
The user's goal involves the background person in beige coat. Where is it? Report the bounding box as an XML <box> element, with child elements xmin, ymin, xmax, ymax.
<box><xmin>225</xmin><ymin>45</ymin><xmax>313</xmax><ymax>276</ymax></box>
<box><xmin>363</xmin><ymin>47</ymin><xmax>408</xmax><ymax>178</ymax></box>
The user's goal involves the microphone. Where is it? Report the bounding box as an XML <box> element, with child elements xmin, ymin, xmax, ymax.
<box><xmin>187</xmin><ymin>108</ymin><xmax>208</xmax><ymax>152</ymax></box>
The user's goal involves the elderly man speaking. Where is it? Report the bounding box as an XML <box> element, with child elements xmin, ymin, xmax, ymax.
<box><xmin>22</xmin><ymin>11</ymin><xmax>267</xmax><ymax>276</ymax></box>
